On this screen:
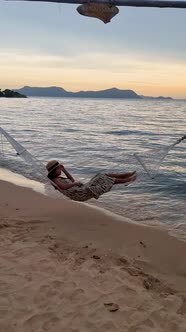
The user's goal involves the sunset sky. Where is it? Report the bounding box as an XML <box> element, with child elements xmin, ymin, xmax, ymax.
<box><xmin>0</xmin><ymin>1</ymin><xmax>186</xmax><ymax>98</ymax></box>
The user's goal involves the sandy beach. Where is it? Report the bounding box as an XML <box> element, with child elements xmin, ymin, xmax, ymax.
<box><xmin>0</xmin><ymin>177</ymin><xmax>186</xmax><ymax>332</ymax></box>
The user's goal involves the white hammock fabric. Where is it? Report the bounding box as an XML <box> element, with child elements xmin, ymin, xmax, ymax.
<box><xmin>134</xmin><ymin>135</ymin><xmax>186</xmax><ymax>179</ymax></box>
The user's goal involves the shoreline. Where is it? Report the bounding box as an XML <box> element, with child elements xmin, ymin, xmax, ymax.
<box><xmin>0</xmin><ymin>166</ymin><xmax>144</xmax><ymax>223</ymax></box>
<box><xmin>1</xmin><ymin>166</ymin><xmax>185</xmax><ymax>241</ymax></box>
<box><xmin>0</xmin><ymin>176</ymin><xmax>186</xmax><ymax>330</ymax></box>
<box><xmin>0</xmin><ymin>167</ymin><xmax>46</xmax><ymax>194</ymax></box>
<box><xmin>1</xmin><ymin>175</ymin><xmax>186</xmax><ymax>280</ymax></box>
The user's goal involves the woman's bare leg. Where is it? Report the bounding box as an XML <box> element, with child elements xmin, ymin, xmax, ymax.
<box><xmin>106</xmin><ymin>171</ymin><xmax>136</xmax><ymax>179</ymax></box>
<box><xmin>113</xmin><ymin>173</ymin><xmax>137</xmax><ymax>185</ymax></box>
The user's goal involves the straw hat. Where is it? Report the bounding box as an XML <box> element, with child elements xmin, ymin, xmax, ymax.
<box><xmin>46</xmin><ymin>160</ymin><xmax>60</xmax><ymax>173</ymax></box>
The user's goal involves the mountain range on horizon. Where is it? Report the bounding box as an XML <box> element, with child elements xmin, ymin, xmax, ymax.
<box><xmin>14</xmin><ymin>86</ymin><xmax>173</xmax><ymax>100</ymax></box>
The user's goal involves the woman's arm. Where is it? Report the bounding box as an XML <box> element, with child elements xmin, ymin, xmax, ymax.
<box><xmin>53</xmin><ymin>178</ymin><xmax>82</xmax><ymax>190</ymax></box>
<box><xmin>61</xmin><ymin>166</ymin><xmax>75</xmax><ymax>182</ymax></box>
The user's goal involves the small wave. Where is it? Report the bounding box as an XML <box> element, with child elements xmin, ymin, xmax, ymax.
<box><xmin>63</xmin><ymin>128</ymin><xmax>83</xmax><ymax>133</ymax></box>
<box><xmin>104</xmin><ymin>130</ymin><xmax>179</xmax><ymax>139</ymax></box>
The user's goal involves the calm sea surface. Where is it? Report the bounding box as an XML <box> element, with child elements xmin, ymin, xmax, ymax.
<box><xmin>0</xmin><ymin>97</ymin><xmax>185</xmax><ymax>238</ymax></box>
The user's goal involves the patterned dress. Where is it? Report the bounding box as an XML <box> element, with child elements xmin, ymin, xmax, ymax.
<box><xmin>56</xmin><ymin>173</ymin><xmax>115</xmax><ymax>202</ymax></box>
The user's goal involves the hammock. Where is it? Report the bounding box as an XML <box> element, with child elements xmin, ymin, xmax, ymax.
<box><xmin>0</xmin><ymin>127</ymin><xmax>185</xmax><ymax>198</ymax></box>
<box><xmin>134</xmin><ymin>135</ymin><xmax>186</xmax><ymax>179</ymax></box>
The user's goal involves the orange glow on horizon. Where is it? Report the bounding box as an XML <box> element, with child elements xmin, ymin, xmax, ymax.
<box><xmin>1</xmin><ymin>51</ymin><xmax>186</xmax><ymax>98</ymax></box>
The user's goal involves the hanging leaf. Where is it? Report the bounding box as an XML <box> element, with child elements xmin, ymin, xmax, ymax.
<box><xmin>77</xmin><ymin>3</ymin><xmax>119</xmax><ymax>24</ymax></box>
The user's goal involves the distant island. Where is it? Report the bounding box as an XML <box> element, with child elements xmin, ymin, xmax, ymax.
<box><xmin>0</xmin><ymin>89</ymin><xmax>27</xmax><ymax>98</ymax></box>
<box><xmin>14</xmin><ymin>86</ymin><xmax>173</xmax><ymax>100</ymax></box>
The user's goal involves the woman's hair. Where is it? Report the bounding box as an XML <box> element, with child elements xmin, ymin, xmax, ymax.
<box><xmin>48</xmin><ymin>169</ymin><xmax>57</xmax><ymax>180</ymax></box>
<box><xmin>46</xmin><ymin>160</ymin><xmax>60</xmax><ymax>180</ymax></box>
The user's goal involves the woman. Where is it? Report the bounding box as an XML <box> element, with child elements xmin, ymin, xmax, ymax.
<box><xmin>46</xmin><ymin>160</ymin><xmax>137</xmax><ymax>202</ymax></box>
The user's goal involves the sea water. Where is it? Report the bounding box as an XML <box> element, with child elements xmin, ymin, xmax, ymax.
<box><xmin>0</xmin><ymin>97</ymin><xmax>185</xmax><ymax>237</ymax></box>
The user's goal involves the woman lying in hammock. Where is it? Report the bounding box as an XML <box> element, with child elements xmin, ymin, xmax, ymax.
<box><xmin>46</xmin><ymin>160</ymin><xmax>137</xmax><ymax>202</ymax></box>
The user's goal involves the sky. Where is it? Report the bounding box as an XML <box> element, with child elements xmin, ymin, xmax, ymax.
<box><xmin>0</xmin><ymin>1</ymin><xmax>186</xmax><ymax>98</ymax></box>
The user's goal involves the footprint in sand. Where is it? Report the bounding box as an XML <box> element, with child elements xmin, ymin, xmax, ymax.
<box><xmin>23</xmin><ymin>313</ymin><xmax>61</xmax><ymax>331</ymax></box>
